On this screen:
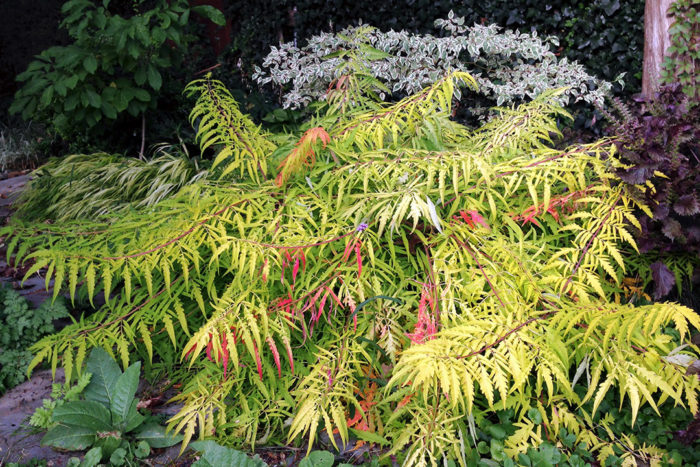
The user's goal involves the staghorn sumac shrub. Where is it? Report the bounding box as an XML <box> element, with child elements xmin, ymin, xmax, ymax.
<box><xmin>4</xmin><ymin>71</ymin><xmax>700</xmax><ymax>466</ymax></box>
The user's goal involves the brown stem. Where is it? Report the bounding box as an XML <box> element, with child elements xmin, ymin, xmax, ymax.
<box><xmin>451</xmin><ymin>235</ymin><xmax>507</xmax><ymax>310</ymax></box>
<box><xmin>139</xmin><ymin>113</ymin><xmax>146</xmax><ymax>161</ymax></box>
<box><xmin>102</xmin><ymin>200</ymin><xmax>248</xmax><ymax>260</ymax></box>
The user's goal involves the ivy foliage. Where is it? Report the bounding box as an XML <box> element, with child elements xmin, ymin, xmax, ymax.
<box><xmin>4</xmin><ymin>70</ymin><xmax>700</xmax><ymax>466</ymax></box>
<box><xmin>662</xmin><ymin>0</ymin><xmax>700</xmax><ymax>101</ymax></box>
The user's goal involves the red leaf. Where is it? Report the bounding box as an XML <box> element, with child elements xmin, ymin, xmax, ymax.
<box><xmin>317</xmin><ymin>289</ymin><xmax>330</xmax><ymax>323</ymax></box>
<box><xmin>205</xmin><ymin>333</ymin><xmax>213</xmax><ymax>361</ymax></box>
<box><xmin>292</xmin><ymin>257</ymin><xmax>300</xmax><ymax>285</ymax></box>
<box><xmin>346</xmin><ymin>407</ymin><xmax>364</xmax><ymax>428</ymax></box>
<box><xmin>267</xmin><ymin>337</ymin><xmax>282</xmax><ymax>378</ymax></box>
<box><xmin>328</xmin><ymin>288</ymin><xmax>344</xmax><ymax>309</ymax></box>
<box><xmin>342</xmin><ymin>240</ymin><xmax>354</xmax><ymax>262</ymax></box>
<box><xmin>459</xmin><ymin>210</ymin><xmax>474</xmax><ymax>228</ymax></box>
<box><xmin>397</xmin><ymin>394</ymin><xmax>413</xmax><ymax>408</ymax></box>
<box><xmin>522</xmin><ymin>214</ymin><xmax>541</xmax><ymax>227</ymax></box>
<box><xmin>275</xmin><ymin>127</ymin><xmax>330</xmax><ymax>186</ymax></box>
<box><xmin>406</xmin><ymin>288</ymin><xmax>438</xmax><ymax>344</ymax></box>
<box><xmin>355</xmin><ymin>241</ymin><xmax>362</xmax><ymax>277</ymax></box>
<box><xmin>309</xmin><ymin>287</ymin><xmax>324</xmax><ymax>317</ymax></box>
<box><xmin>220</xmin><ymin>333</ymin><xmax>229</xmax><ymax>378</ymax></box>
<box><xmin>466</xmin><ymin>210</ymin><xmax>490</xmax><ymax>230</ymax></box>
<box><xmin>546</xmin><ymin>207</ymin><xmax>560</xmax><ymax>222</ymax></box>
<box><xmin>253</xmin><ymin>342</ymin><xmax>263</xmax><ymax>380</ymax></box>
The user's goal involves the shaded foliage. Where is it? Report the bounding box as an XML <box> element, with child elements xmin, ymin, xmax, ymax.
<box><xmin>608</xmin><ymin>85</ymin><xmax>700</xmax><ymax>299</ymax></box>
<box><xmin>8</xmin><ymin>0</ymin><xmax>224</xmax><ymax>154</ymax></box>
<box><xmin>661</xmin><ymin>0</ymin><xmax>700</xmax><ymax>101</ymax></box>
<box><xmin>0</xmin><ymin>285</ymin><xmax>68</xmax><ymax>394</ymax></box>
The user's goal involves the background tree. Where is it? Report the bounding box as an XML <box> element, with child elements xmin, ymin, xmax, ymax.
<box><xmin>642</xmin><ymin>0</ymin><xmax>674</xmax><ymax>97</ymax></box>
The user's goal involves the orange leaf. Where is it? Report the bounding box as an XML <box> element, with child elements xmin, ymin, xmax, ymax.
<box><xmin>275</xmin><ymin>127</ymin><xmax>330</xmax><ymax>186</ymax></box>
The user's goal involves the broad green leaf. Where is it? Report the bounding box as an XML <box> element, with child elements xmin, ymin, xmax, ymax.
<box><xmin>81</xmin><ymin>447</ymin><xmax>103</xmax><ymax>467</ymax></box>
<box><xmin>86</xmin><ymin>90</ymin><xmax>101</xmax><ymax>108</ymax></box>
<box><xmin>84</xmin><ymin>347</ymin><xmax>122</xmax><ymax>408</ymax></box>
<box><xmin>190</xmin><ymin>440</ymin><xmax>268</xmax><ymax>467</ymax></box>
<box><xmin>110</xmin><ymin>447</ymin><xmax>127</xmax><ymax>466</ymax></box>
<box><xmin>94</xmin><ymin>435</ymin><xmax>122</xmax><ymax>459</ymax></box>
<box><xmin>299</xmin><ymin>451</ymin><xmax>335</xmax><ymax>467</ymax></box>
<box><xmin>135</xmin><ymin>423</ymin><xmax>183</xmax><ymax>448</ymax></box>
<box><xmin>191</xmin><ymin>5</ymin><xmax>225</xmax><ymax>25</ymax></box>
<box><xmin>134</xmin><ymin>67</ymin><xmax>147</xmax><ymax>86</ymax></box>
<box><xmin>147</xmin><ymin>65</ymin><xmax>162</xmax><ymax>91</ymax></box>
<box><xmin>123</xmin><ymin>399</ymin><xmax>146</xmax><ymax>432</ymax></box>
<box><xmin>41</xmin><ymin>425</ymin><xmax>96</xmax><ymax>450</ymax></box>
<box><xmin>52</xmin><ymin>400</ymin><xmax>112</xmax><ymax>432</ymax></box>
<box><xmin>83</xmin><ymin>55</ymin><xmax>98</xmax><ymax>74</ymax></box>
<box><xmin>133</xmin><ymin>88</ymin><xmax>151</xmax><ymax>102</ymax></box>
<box><xmin>111</xmin><ymin>361</ymin><xmax>141</xmax><ymax>422</ymax></box>
<box><xmin>134</xmin><ymin>440</ymin><xmax>150</xmax><ymax>458</ymax></box>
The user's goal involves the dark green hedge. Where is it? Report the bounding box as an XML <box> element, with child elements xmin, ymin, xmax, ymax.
<box><xmin>223</xmin><ymin>0</ymin><xmax>644</xmax><ymax>94</ymax></box>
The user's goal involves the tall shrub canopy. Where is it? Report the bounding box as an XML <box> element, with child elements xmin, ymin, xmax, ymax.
<box><xmin>5</xmin><ymin>70</ymin><xmax>699</xmax><ymax>465</ymax></box>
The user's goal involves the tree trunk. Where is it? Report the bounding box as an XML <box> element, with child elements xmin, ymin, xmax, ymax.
<box><xmin>642</xmin><ymin>0</ymin><xmax>674</xmax><ymax>98</ymax></box>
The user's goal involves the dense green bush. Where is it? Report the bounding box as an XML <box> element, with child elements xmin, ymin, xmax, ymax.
<box><xmin>0</xmin><ymin>285</ymin><xmax>68</xmax><ymax>394</ymax></box>
<box><xmin>9</xmin><ymin>0</ymin><xmax>224</xmax><ymax>142</ymax></box>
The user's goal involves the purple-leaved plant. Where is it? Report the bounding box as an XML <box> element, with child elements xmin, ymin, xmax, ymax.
<box><xmin>610</xmin><ymin>85</ymin><xmax>700</xmax><ymax>299</ymax></box>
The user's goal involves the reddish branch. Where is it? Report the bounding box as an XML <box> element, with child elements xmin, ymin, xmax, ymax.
<box><xmin>451</xmin><ymin>235</ymin><xmax>507</xmax><ymax>310</ymax></box>
<box><xmin>77</xmin><ymin>272</ymin><xmax>185</xmax><ymax>337</ymax></box>
<box><xmin>334</xmin><ymin>74</ymin><xmax>449</xmax><ymax>137</ymax></box>
<box><xmin>444</xmin><ymin>191</ymin><xmax>623</xmax><ymax>360</ymax></box>
<box><xmin>204</xmin><ymin>77</ymin><xmax>266</xmax><ymax>180</ymax></box>
<box><xmin>102</xmin><ymin>200</ymin><xmax>248</xmax><ymax>260</ymax></box>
